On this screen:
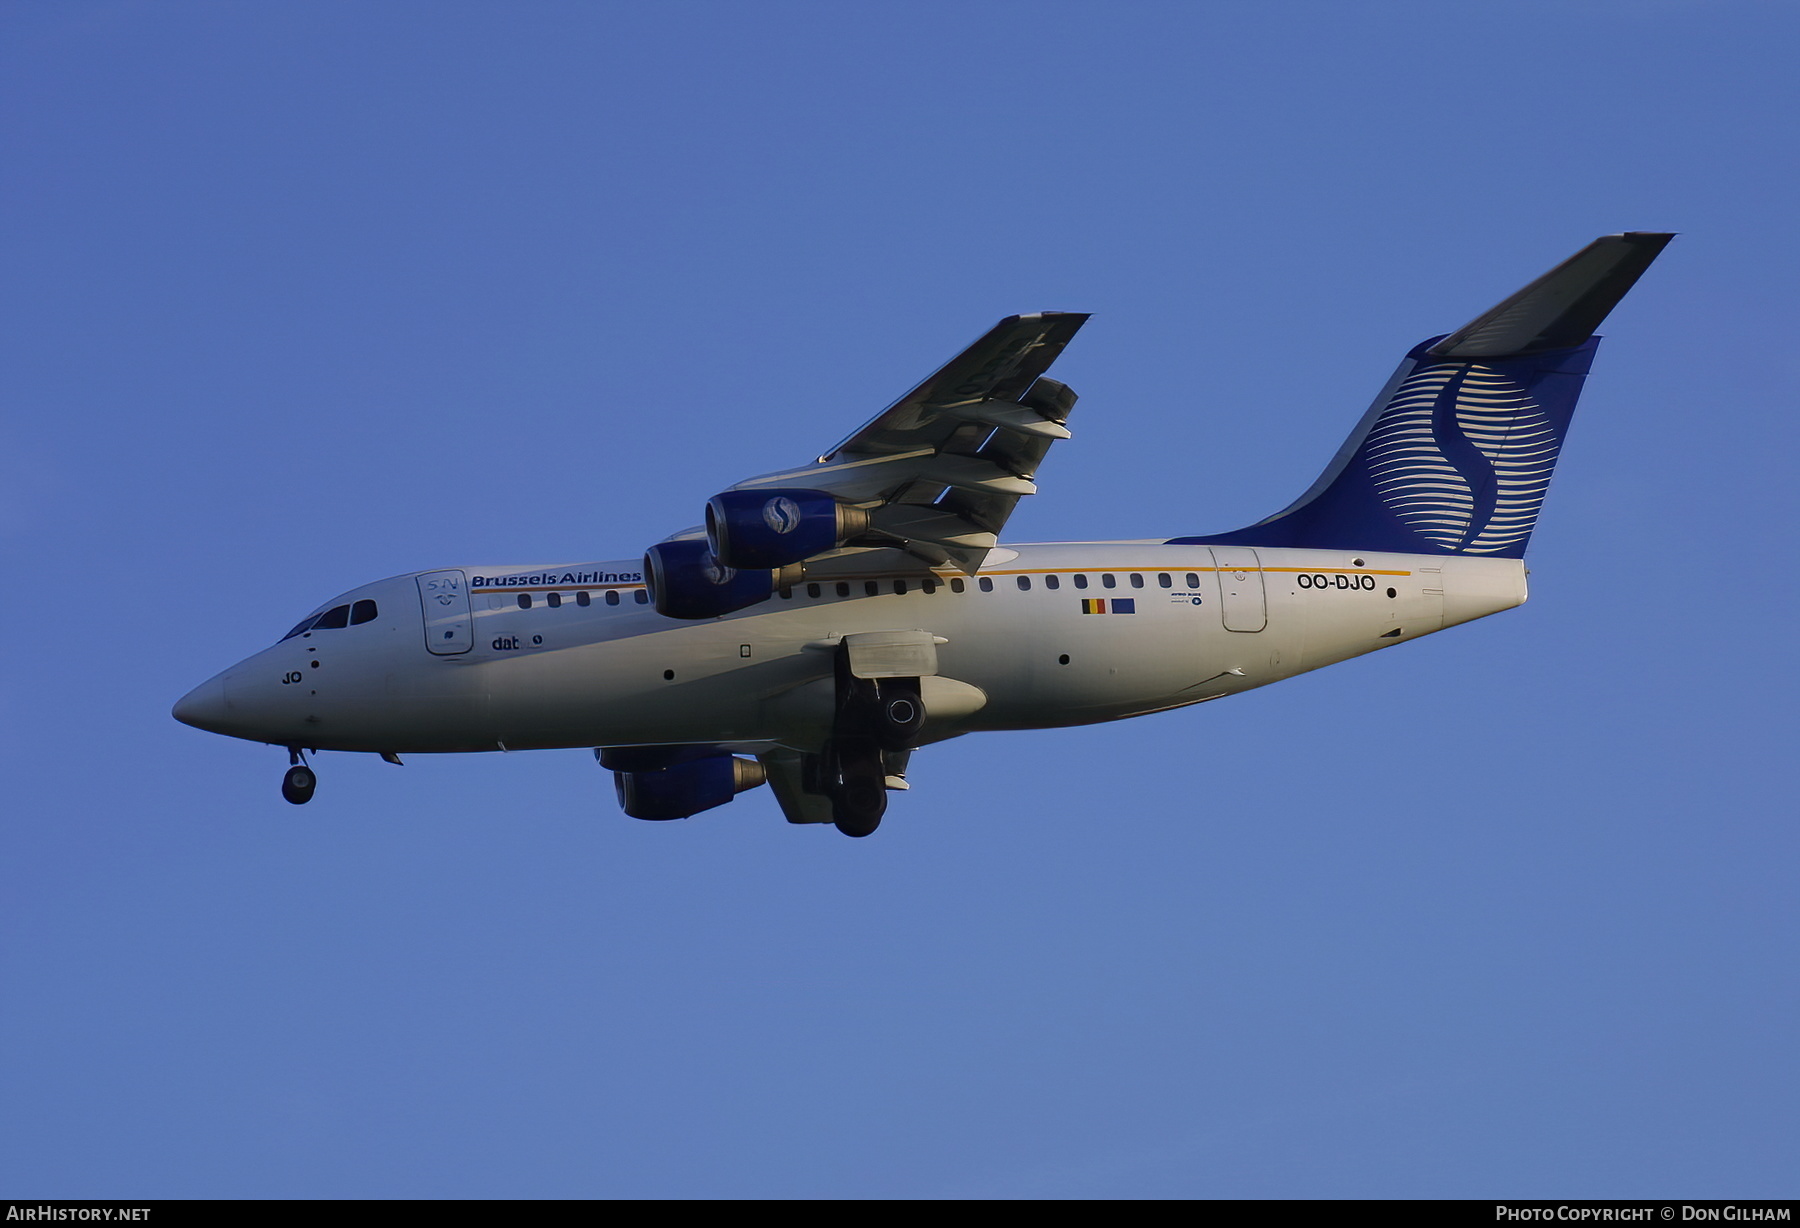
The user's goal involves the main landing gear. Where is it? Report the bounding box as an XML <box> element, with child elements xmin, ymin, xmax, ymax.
<box><xmin>281</xmin><ymin>748</ymin><xmax>316</xmax><ymax>805</ymax></box>
<box><xmin>811</xmin><ymin>644</ymin><xmax>928</xmax><ymax>838</ymax></box>
<box><xmin>820</xmin><ymin>737</ymin><xmax>886</xmax><ymax>838</ymax></box>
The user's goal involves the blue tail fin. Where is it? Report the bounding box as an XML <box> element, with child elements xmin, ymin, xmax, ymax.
<box><xmin>1172</xmin><ymin>233</ymin><xmax>1672</xmax><ymax>559</ymax></box>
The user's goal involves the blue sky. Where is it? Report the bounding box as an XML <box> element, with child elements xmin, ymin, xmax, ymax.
<box><xmin>3</xmin><ymin>0</ymin><xmax>1796</xmax><ymax>1198</ymax></box>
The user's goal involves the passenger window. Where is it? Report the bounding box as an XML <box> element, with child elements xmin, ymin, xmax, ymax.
<box><xmin>865</xmin><ymin>580</ymin><xmax>880</xmax><ymax>597</ymax></box>
<box><xmin>1045</xmin><ymin>575</ymin><xmax>1060</xmax><ymax>590</ymax></box>
<box><xmin>547</xmin><ymin>592</ymin><xmax>562</xmax><ymax>608</ymax></box>
<box><xmin>950</xmin><ymin>578</ymin><xmax>965</xmax><ymax>593</ymax></box>
<box><xmin>1016</xmin><ymin>576</ymin><xmax>1031</xmax><ymax>591</ymax></box>
<box><xmin>1073</xmin><ymin>574</ymin><xmax>1088</xmax><ymax>590</ymax></box>
<box><xmin>350</xmin><ymin>599</ymin><xmax>378</xmax><ymax>625</ymax></box>
<box><xmin>979</xmin><ymin>577</ymin><xmax>994</xmax><ymax>592</ymax></box>
<box><xmin>1101</xmin><ymin>574</ymin><xmax>1117</xmax><ymax>589</ymax></box>
<box><xmin>576</xmin><ymin>591</ymin><xmax>591</xmax><ymax>607</ymax></box>
<box><xmin>518</xmin><ymin>594</ymin><xmax>532</xmax><ymax>610</ymax></box>
<box><xmin>605</xmin><ymin>590</ymin><xmax>621</xmax><ymax>606</ymax></box>
<box><xmin>634</xmin><ymin>589</ymin><xmax>649</xmax><ymax>604</ymax></box>
<box><xmin>836</xmin><ymin>582</ymin><xmax>851</xmax><ymax>598</ymax></box>
<box><xmin>922</xmin><ymin>578</ymin><xmax>937</xmax><ymax>594</ymax></box>
<box><xmin>1186</xmin><ymin>573</ymin><xmax>1200</xmax><ymax>588</ymax></box>
<box><xmin>893</xmin><ymin>580</ymin><xmax>908</xmax><ymax>595</ymax></box>
<box><xmin>1130</xmin><ymin>573</ymin><xmax>1144</xmax><ymax>589</ymax></box>
<box><xmin>807</xmin><ymin>583</ymin><xmax>821</xmax><ymax>598</ymax></box>
<box><xmin>314</xmin><ymin>604</ymin><xmax>351</xmax><ymax>629</ymax></box>
<box><xmin>1157</xmin><ymin>573</ymin><xmax>1172</xmax><ymax>588</ymax></box>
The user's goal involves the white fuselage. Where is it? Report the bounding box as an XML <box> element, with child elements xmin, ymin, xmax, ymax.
<box><xmin>178</xmin><ymin>543</ymin><xmax>1527</xmax><ymax>756</ymax></box>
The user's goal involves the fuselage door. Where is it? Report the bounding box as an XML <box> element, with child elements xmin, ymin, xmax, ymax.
<box><xmin>417</xmin><ymin>570</ymin><xmax>473</xmax><ymax>655</ymax></box>
<box><xmin>1209</xmin><ymin>547</ymin><xmax>1267</xmax><ymax>632</ymax></box>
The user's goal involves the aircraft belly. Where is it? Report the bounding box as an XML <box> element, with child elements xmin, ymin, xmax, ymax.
<box><xmin>928</xmin><ymin>574</ymin><xmax>1212</xmax><ymax>731</ymax></box>
<box><xmin>323</xmin><ymin>657</ymin><xmax>490</xmax><ymax>752</ymax></box>
<box><xmin>1250</xmin><ymin>550</ymin><xmax>1523</xmax><ymax>675</ymax></box>
<box><xmin>480</xmin><ymin>644</ymin><xmax>767</xmax><ymax>750</ymax></box>
<box><xmin>317</xmin><ymin>550</ymin><xmax>1527</xmax><ymax>755</ymax></box>
<box><xmin>460</xmin><ymin>584</ymin><xmax>1204</xmax><ymax>748</ymax></box>
<box><xmin>974</xmin><ymin>615</ymin><xmax>1201</xmax><ymax>728</ymax></box>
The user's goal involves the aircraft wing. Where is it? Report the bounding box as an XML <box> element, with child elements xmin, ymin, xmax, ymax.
<box><xmin>713</xmin><ymin>312</ymin><xmax>1090</xmax><ymax>574</ymax></box>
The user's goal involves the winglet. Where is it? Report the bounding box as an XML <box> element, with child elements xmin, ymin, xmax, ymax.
<box><xmin>1427</xmin><ymin>232</ymin><xmax>1674</xmax><ymax>359</ymax></box>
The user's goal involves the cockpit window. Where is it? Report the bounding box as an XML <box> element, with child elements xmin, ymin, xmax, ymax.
<box><xmin>279</xmin><ymin>600</ymin><xmax>370</xmax><ymax>642</ymax></box>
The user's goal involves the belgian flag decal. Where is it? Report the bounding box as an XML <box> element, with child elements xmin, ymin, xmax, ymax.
<box><xmin>1080</xmin><ymin>598</ymin><xmax>1135</xmax><ymax>614</ymax></box>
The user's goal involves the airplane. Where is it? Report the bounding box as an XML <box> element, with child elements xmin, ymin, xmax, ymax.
<box><xmin>173</xmin><ymin>233</ymin><xmax>1672</xmax><ymax>837</ymax></box>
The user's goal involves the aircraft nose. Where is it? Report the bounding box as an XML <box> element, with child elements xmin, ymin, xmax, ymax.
<box><xmin>172</xmin><ymin>674</ymin><xmax>230</xmax><ymax>733</ymax></box>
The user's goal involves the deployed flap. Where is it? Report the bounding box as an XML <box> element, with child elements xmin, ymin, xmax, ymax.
<box><xmin>726</xmin><ymin>313</ymin><xmax>1089</xmax><ymax>572</ymax></box>
<box><xmin>842</xmin><ymin>630</ymin><xmax>940</xmax><ymax>679</ymax></box>
<box><xmin>757</xmin><ymin>749</ymin><xmax>835</xmax><ymax>824</ymax></box>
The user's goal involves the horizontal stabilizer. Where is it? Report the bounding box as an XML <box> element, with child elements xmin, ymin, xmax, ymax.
<box><xmin>1428</xmin><ymin>232</ymin><xmax>1673</xmax><ymax>359</ymax></box>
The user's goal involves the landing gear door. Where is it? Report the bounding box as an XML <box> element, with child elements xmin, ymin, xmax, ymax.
<box><xmin>417</xmin><ymin>570</ymin><xmax>473</xmax><ymax>655</ymax></box>
<box><xmin>1209</xmin><ymin>547</ymin><xmax>1267</xmax><ymax>632</ymax></box>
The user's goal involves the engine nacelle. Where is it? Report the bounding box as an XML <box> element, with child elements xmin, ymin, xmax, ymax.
<box><xmin>705</xmin><ymin>488</ymin><xmax>869</xmax><ymax>569</ymax></box>
<box><xmin>643</xmin><ymin>539</ymin><xmax>773</xmax><ymax>619</ymax></box>
<box><xmin>609</xmin><ymin>753</ymin><xmax>767</xmax><ymax>821</ymax></box>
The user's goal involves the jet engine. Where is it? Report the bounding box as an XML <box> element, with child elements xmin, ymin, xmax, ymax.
<box><xmin>643</xmin><ymin>539</ymin><xmax>774</xmax><ymax>619</ymax></box>
<box><xmin>600</xmin><ymin>746</ymin><xmax>768</xmax><ymax>820</ymax></box>
<box><xmin>705</xmin><ymin>488</ymin><xmax>869</xmax><ymax>569</ymax></box>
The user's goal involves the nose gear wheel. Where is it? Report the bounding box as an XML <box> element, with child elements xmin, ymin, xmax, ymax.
<box><xmin>282</xmin><ymin>764</ymin><xmax>317</xmax><ymax>805</ymax></box>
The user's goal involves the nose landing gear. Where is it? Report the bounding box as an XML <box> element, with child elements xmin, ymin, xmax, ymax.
<box><xmin>281</xmin><ymin>748</ymin><xmax>316</xmax><ymax>805</ymax></box>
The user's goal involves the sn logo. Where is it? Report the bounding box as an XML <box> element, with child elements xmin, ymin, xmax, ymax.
<box><xmin>762</xmin><ymin>496</ymin><xmax>802</xmax><ymax>535</ymax></box>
